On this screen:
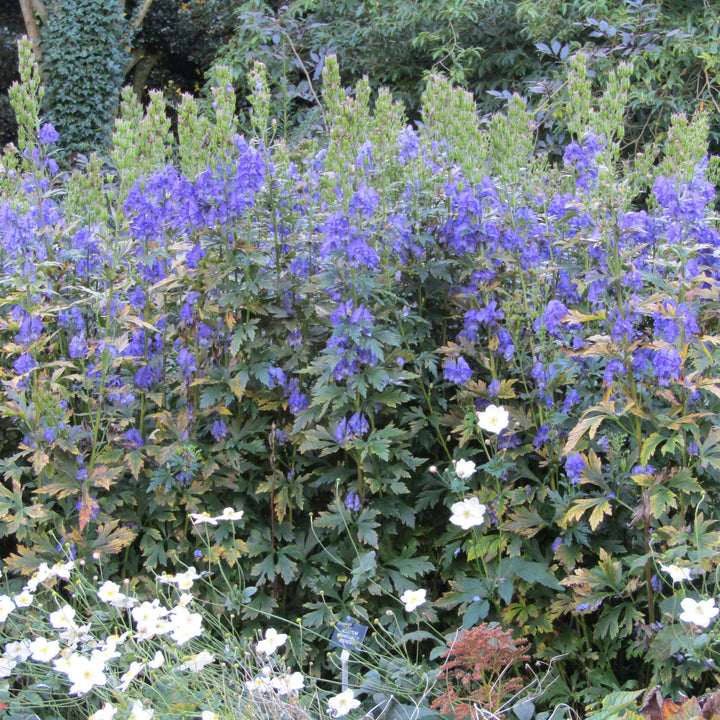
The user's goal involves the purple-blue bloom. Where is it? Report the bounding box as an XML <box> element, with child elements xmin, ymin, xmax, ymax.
<box><xmin>443</xmin><ymin>356</ymin><xmax>472</xmax><ymax>385</ymax></box>
<box><xmin>38</xmin><ymin>123</ymin><xmax>60</xmax><ymax>145</ymax></box>
<box><xmin>565</xmin><ymin>453</ymin><xmax>585</xmax><ymax>484</ymax></box>
<box><xmin>210</xmin><ymin>420</ymin><xmax>229</xmax><ymax>442</ymax></box>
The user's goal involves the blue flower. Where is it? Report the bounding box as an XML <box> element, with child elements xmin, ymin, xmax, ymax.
<box><xmin>652</xmin><ymin>346</ymin><xmax>682</xmax><ymax>386</ymax></box>
<box><xmin>443</xmin><ymin>356</ymin><xmax>472</xmax><ymax>385</ymax></box>
<box><xmin>177</xmin><ymin>348</ymin><xmax>197</xmax><ymax>379</ymax></box>
<box><xmin>210</xmin><ymin>420</ymin><xmax>229</xmax><ymax>442</ymax></box>
<box><xmin>68</xmin><ymin>334</ymin><xmax>88</xmax><ymax>359</ymax></box>
<box><xmin>124</xmin><ymin>429</ymin><xmax>144</xmax><ymax>448</ymax></box>
<box><xmin>38</xmin><ymin>123</ymin><xmax>59</xmax><ymax>145</ymax></box>
<box><xmin>565</xmin><ymin>453</ymin><xmax>585</xmax><ymax>484</ymax></box>
<box><xmin>345</xmin><ymin>491</ymin><xmax>362</xmax><ymax>512</ymax></box>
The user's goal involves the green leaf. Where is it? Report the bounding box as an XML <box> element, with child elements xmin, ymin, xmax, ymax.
<box><xmin>503</xmin><ymin>557</ymin><xmax>562</xmax><ymax>590</ymax></box>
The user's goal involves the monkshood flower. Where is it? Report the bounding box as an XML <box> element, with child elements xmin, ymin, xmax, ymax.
<box><xmin>38</xmin><ymin>122</ymin><xmax>59</xmax><ymax>144</ymax></box>
<box><xmin>449</xmin><ymin>498</ymin><xmax>486</xmax><ymax>530</ymax></box>
<box><xmin>443</xmin><ymin>356</ymin><xmax>472</xmax><ymax>385</ymax></box>
<box><xmin>210</xmin><ymin>420</ymin><xmax>228</xmax><ymax>442</ymax></box>
<box><xmin>256</xmin><ymin>628</ymin><xmax>288</xmax><ymax>656</ymax></box>
<box><xmin>660</xmin><ymin>563</ymin><xmax>692</xmax><ymax>583</ymax></box>
<box><xmin>328</xmin><ymin>689</ymin><xmax>361</xmax><ymax>717</ymax></box>
<box><xmin>565</xmin><ymin>454</ymin><xmax>585</xmax><ymax>484</ymax></box>
<box><xmin>563</xmin><ymin>133</ymin><xmax>603</xmax><ymax>190</ymax></box>
<box><xmin>476</xmin><ymin>404</ymin><xmax>509</xmax><ymax>434</ymax></box>
<box><xmin>534</xmin><ymin>299</ymin><xmax>568</xmax><ymax>339</ymax></box>
<box><xmin>453</xmin><ymin>459</ymin><xmax>476</xmax><ymax>480</ymax></box>
<box><xmin>400</xmin><ymin>588</ymin><xmax>427</xmax><ymax>612</ymax></box>
<box><xmin>397</xmin><ymin>126</ymin><xmax>420</xmax><ymax>164</ymax></box>
<box><xmin>335</xmin><ymin>412</ymin><xmax>370</xmax><ymax>443</ymax></box>
<box><xmin>345</xmin><ymin>491</ymin><xmax>362</xmax><ymax>512</ymax></box>
<box><xmin>679</xmin><ymin>597</ymin><xmax>719</xmax><ymax>628</ymax></box>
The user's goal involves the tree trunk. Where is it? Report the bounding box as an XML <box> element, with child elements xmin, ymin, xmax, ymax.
<box><xmin>18</xmin><ymin>0</ymin><xmax>43</xmax><ymax>60</ymax></box>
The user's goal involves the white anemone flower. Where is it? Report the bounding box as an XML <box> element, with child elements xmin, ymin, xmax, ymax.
<box><xmin>4</xmin><ymin>639</ymin><xmax>31</xmax><ymax>662</ymax></box>
<box><xmin>169</xmin><ymin>606</ymin><xmax>204</xmax><ymax>645</ymax></box>
<box><xmin>129</xmin><ymin>700</ymin><xmax>154</xmax><ymax>720</ymax></box>
<box><xmin>178</xmin><ymin>651</ymin><xmax>215</xmax><ymax>673</ymax></box>
<box><xmin>476</xmin><ymin>404</ymin><xmax>510</xmax><ymax>434</ymax></box>
<box><xmin>449</xmin><ymin>497</ymin><xmax>487</xmax><ymax>530</ymax></box>
<box><xmin>189</xmin><ymin>512</ymin><xmax>218</xmax><ymax>526</ymax></box>
<box><xmin>0</xmin><ymin>656</ymin><xmax>17</xmax><ymax>678</ymax></box>
<box><xmin>216</xmin><ymin>507</ymin><xmax>244</xmax><ymax>521</ymax></box>
<box><xmin>118</xmin><ymin>661</ymin><xmax>145</xmax><ymax>692</ymax></box>
<box><xmin>659</xmin><ymin>563</ymin><xmax>692</xmax><ymax>583</ymax></box>
<box><xmin>0</xmin><ymin>595</ymin><xmax>15</xmax><ymax>622</ymax></box>
<box><xmin>89</xmin><ymin>702</ymin><xmax>117</xmax><ymax>720</ymax></box>
<box><xmin>271</xmin><ymin>671</ymin><xmax>305</xmax><ymax>695</ymax></box>
<box><xmin>255</xmin><ymin>628</ymin><xmax>288</xmax><ymax>656</ymax></box>
<box><xmin>679</xmin><ymin>597</ymin><xmax>719</xmax><ymax>628</ymax></box>
<box><xmin>328</xmin><ymin>689</ymin><xmax>362</xmax><ymax>717</ymax></box>
<box><xmin>245</xmin><ymin>675</ymin><xmax>272</xmax><ymax>693</ymax></box>
<box><xmin>49</xmin><ymin>604</ymin><xmax>76</xmax><ymax>630</ymax></box>
<box><xmin>13</xmin><ymin>589</ymin><xmax>33</xmax><ymax>608</ymax></box>
<box><xmin>453</xmin><ymin>459</ymin><xmax>476</xmax><ymax>480</ymax></box>
<box><xmin>66</xmin><ymin>654</ymin><xmax>107</xmax><ymax>695</ymax></box>
<box><xmin>29</xmin><ymin>637</ymin><xmax>60</xmax><ymax>662</ymax></box>
<box><xmin>148</xmin><ymin>651</ymin><xmax>165</xmax><ymax>669</ymax></box>
<box><xmin>400</xmin><ymin>588</ymin><xmax>427</xmax><ymax>612</ymax></box>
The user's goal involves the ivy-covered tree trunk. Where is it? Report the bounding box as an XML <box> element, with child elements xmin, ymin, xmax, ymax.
<box><xmin>40</xmin><ymin>0</ymin><xmax>128</xmax><ymax>149</ymax></box>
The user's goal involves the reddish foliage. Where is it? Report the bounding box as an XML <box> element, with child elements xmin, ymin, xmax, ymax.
<box><xmin>431</xmin><ymin>623</ymin><xmax>531</xmax><ymax>719</ymax></box>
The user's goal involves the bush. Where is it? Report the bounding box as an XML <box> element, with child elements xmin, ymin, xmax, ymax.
<box><xmin>2</xmin><ymin>42</ymin><xmax>720</xmax><ymax>715</ymax></box>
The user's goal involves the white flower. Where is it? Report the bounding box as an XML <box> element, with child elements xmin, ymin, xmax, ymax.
<box><xmin>0</xmin><ymin>656</ymin><xmax>17</xmax><ymax>678</ymax></box>
<box><xmin>91</xmin><ymin>646</ymin><xmax>120</xmax><ymax>665</ymax></box>
<box><xmin>453</xmin><ymin>459</ymin><xmax>476</xmax><ymax>480</ymax></box>
<box><xmin>449</xmin><ymin>497</ymin><xmax>487</xmax><ymax>530</ymax></box>
<box><xmin>476</xmin><ymin>404</ymin><xmax>509</xmax><ymax>434</ymax></box>
<box><xmin>245</xmin><ymin>675</ymin><xmax>272</xmax><ymax>693</ymax></box>
<box><xmin>169</xmin><ymin>606</ymin><xmax>204</xmax><ymax>645</ymax></box>
<box><xmin>13</xmin><ymin>589</ymin><xmax>33</xmax><ymax>608</ymax></box>
<box><xmin>129</xmin><ymin>700</ymin><xmax>154</xmax><ymax>720</ymax></box>
<box><xmin>216</xmin><ymin>507</ymin><xmax>244</xmax><ymax>521</ymax></box>
<box><xmin>201</xmin><ymin>713</ymin><xmax>217</xmax><ymax>720</ymax></box>
<box><xmin>189</xmin><ymin>512</ymin><xmax>218</xmax><ymax>526</ymax></box>
<box><xmin>49</xmin><ymin>604</ymin><xmax>76</xmax><ymax>630</ymax></box>
<box><xmin>53</xmin><ymin>652</ymin><xmax>77</xmax><ymax>675</ymax></box>
<box><xmin>0</xmin><ymin>595</ymin><xmax>15</xmax><ymax>622</ymax></box>
<box><xmin>52</xmin><ymin>560</ymin><xmax>75</xmax><ymax>579</ymax></box>
<box><xmin>400</xmin><ymin>588</ymin><xmax>427</xmax><ymax>612</ymax></box>
<box><xmin>89</xmin><ymin>702</ymin><xmax>117</xmax><ymax>720</ymax></box>
<box><xmin>255</xmin><ymin>628</ymin><xmax>288</xmax><ymax>656</ymax></box>
<box><xmin>328</xmin><ymin>689</ymin><xmax>361</xmax><ymax>718</ymax></box>
<box><xmin>271</xmin><ymin>671</ymin><xmax>305</xmax><ymax>695</ymax></box>
<box><xmin>178</xmin><ymin>651</ymin><xmax>215</xmax><ymax>673</ymax></box>
<box><xmin>28</xmin><ymin>637</ymin><xmax>60</xmax><ymax>662</ymax></box>
<box><xmin>679</xmin><ymin>597</ymin><xmax>719</xmax><ymax>628</ymax></box>
<box><xmin>4</xmin><ymin>639</ymin><xmax>31</xmax><ymax>662</ymax></box>
<box><xmin>660</xmin><ymin>563</ymin><xmax>692</xmax><ymax>583</ymax></box>
<box><xmin>173</xmin><ymin>567</ymin><xmax>200</xmax><ymax>591</ymax></box>
<box><xmin>148</xmin><ymin>651</ymin><xmax>165</xmax><ymax>669</ymax></box>
<box><xmin>66</xmin><ymin>654</ymin><xmax>107</xmax><ymax>695</ymax></box>
<box><xmin>118</xmin><ymin>661</ymin><xmax>145</xmax><ymax>692</ymax></box>
<box><xmin>97</xmin><ymin>581</ymin><xmax>122</xmax><ymax>603</ymax></box>
<box><xmin>132</xmin><ymin>600</ymin><xmax>169</xmax><ymax>639</ymax></box>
